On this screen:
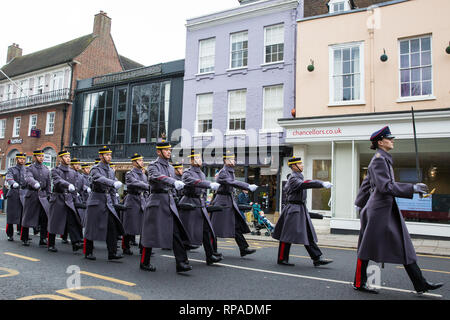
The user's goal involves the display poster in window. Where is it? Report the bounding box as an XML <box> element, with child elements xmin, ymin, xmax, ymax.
<box><xmin>43</xmin><ymin>154</ymin><xmax>52</xmax><ymax>169</ymax></box>
<box><xmin>396</xmin><ymin>194</ymin><xmax>432</xmax><ymax>212</ymax></box>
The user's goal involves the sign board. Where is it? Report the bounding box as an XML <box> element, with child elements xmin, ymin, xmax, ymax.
<box><xmin>30</xmin><ymin>129</ymin><xmax>41</xmax><ymax>138</ymax></box>
<box><xmin>8</xmin><ymin>138</ymin><xmax>23</xmax><ymax>144</ymax></box>
<box><xmin>43</xmin><ymin>153</ymin><xmax>52</xmax><ymax>169</ymax></box>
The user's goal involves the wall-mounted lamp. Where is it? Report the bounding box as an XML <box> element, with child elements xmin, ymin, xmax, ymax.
<box><xmin>446</xmin><ymin>42</ymin><xmax>450</xmax><ymax>54</ymax></box>
<box><xmin>307</xmin><ymin>59</ymin><xmax>315</xmax><ymax>72</ymax></box>
<box><xmin>291</xmin><ymin>108</ymin><xmax>296</xmax><ymax>117</ymax></box>
<box><xmin>380</xmin><ymin>49</ymin><xmax>388</xmax><ymax>62</ymax></box>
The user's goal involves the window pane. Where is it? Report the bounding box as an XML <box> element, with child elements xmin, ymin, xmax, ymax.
<box><xmin>421</xmin><ymin>51</ymin><xmax>431</xmax><ymax>65</ymax></box>
<box><xmin>401</xmin><ymin>83</ymin><xmax>410</xmax><ymax>97</ymax></box>
<box><xmin>421</xmin><ymin>37</ymin><xmax>431</xmax><ymax>51</ymax></box>
<box><xmin>410</xmin><ymin>39</ymin><xmax>420</xmax><ymax>53</ymax></box>
<box><xmin>411</xmin><ymin>82</ymin><xmax>421</xmax><ymax>96</ymax></box>
<box><xmin>411</xmin><ymin>68</ymin><xmax>421</xmax><ymax>82</ymax></box>
<box><xmin>400</xmin><ymin>54</ymin><xmax>409</xmax><ymax>68</ymax></box>
<box><xmin>411</xmin><ymin>53</ymin><xmax>420</xmax><ymax>67</ymax></box>
<box><xmin>422</xmin><ymin>67</ymin><xmax>432</xmax><ymax>81</ymax></box>
<box><xmin>422</xmin><ymin>81</ymin><xmax>432</xmax><ymax>95</ymax></box>
<box><xmin>400</xmin><ymin>40</ymin><xmax>409</xmax><ymax>54</ymax></box>
<box><xmin>401</xmin><ymin>70</ymin><xmax>410</xmax><ymax>83</ymax></box>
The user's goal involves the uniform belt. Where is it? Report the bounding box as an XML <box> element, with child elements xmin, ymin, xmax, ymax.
<box><xmin>217</xmin><ymin>191</ymin><xmax>231</xmax><ymax>195</ymax></box>
<box><xmin>184</xmin><ymin>193</ymin><xmax>202</xmax><ymax>199</ymax></box>
<box><xmin>288</xmin><ymin>200</ymin><xmax>305</xmax><ymax>205</ymax></box>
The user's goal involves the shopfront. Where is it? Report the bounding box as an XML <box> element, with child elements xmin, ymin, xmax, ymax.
<box><xmin>279</xmin><ymin>109</ymin><xmax>450</xmax><ymax>238</ymax></box>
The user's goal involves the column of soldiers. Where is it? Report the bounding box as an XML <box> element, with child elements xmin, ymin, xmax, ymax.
<box><xmin>3</xmin><ymin>127</ymin><xmax>444</xmax><ymax>294</ymax></box>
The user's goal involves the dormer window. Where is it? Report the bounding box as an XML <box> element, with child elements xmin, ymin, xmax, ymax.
<box><xmin>329</xmin><ymin>0</ymin><xmax>351</xmax><ymax>13</ymax></box>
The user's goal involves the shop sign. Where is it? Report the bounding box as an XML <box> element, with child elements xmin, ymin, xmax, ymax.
<box><xmin>8</xmin><ymin>138</ymin><xmax>23</xmax><ymax>145</ymax></box>
<box><xmin>30</xmin><ymin>129</ymin><xmax>41</xmax><ymax>138</ymax></box>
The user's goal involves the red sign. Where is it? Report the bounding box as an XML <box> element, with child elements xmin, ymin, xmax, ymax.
<box><xmin>30</xmin><ymin>129</ymin><xmax>41</xmax><ymax>138</ymax></box>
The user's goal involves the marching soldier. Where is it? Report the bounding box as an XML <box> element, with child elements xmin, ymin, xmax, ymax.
<box><xmin>122</xmin><ymin>153</ymin><xmax>149</xmax><ymax>255</ymax></box>
<box><xmin>5</xmin><ymin>153</ymin><xmax>27</xmax><ymax>241</ymax></box>
<box><xmin>353</xmin><ymin>126</ymin><xmax>443</xmax><ymax>294</ymax></box>
<box><xmin>172</xmin><ymin>162</ymin><xmax>184</xmax><ymax>203</ymax></box>
<box><xmin>210</xmin><ymin>150</ymin><xmax>258</xmax><ymax>258</ymax></box>
<box><xmin>83</xmin><ymin>146</ymin><xmax>124</xmax><ymax>261</ymax></box>
<box><xmin>47</xmin><ymin>151</ymin><xmax>84</xmax><ymax>253</ymax></box>
<box><xmin>272</xmin><ymin>157</ymin><xmax>334</xmax><ymax>267</ymax></box>
<box><xmin>178</xmin><ymin>150</ymin><xmax>222</xmax><ymax>265</ymax></box>
<box><xmin>20</xmin><ymin>150</ymin><xmax>51</xmax><ymax>247</ymax></box>
<box><xmin>140</xmin><ymin>141</ymin><xmax>192</xmax><ymax>273</ymax></box>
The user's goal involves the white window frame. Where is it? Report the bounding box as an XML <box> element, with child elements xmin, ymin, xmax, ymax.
<box><xmin>51</xmin><ymin>71</ymin><xmax>63</xmax><ymax>91</ymax></box>
<box><xmin>397</xmin><ymin>35</ymin><xmax>434</xmax><ymax>102</ymax></box>
<box><xmin>46</xmin><ymin>112</ymin><xmax>55</xmax><ymax>135</ymax></box>
<box><xmin>6</xmin><ymin>84</ymin><xmax>12</xmax><ymax>101</ymax></box>
<box><xmin>195</xmin><ymin>93</ymin><xmax>214</xmax><ymax>136</ymax></box>
<box><xmin>328</xmin><ymin>41</ymin><xmax>365</xmax><ymax>106</ymax></box>
<box><xmin>12</xmin><ymin>117</ymin><xmax>21</xmax><ymax>137</ymax></box>
<box><xmin>262</xmin><ymin>84</ymin><xmax>284</xmax><ymax>132</ymax></box>
<box><xmin>329</xmin><ymin>0</ymin><xmax>351</xmax><ymax>13</ymax></box>
<box><xmin>19</xmin><ymin>79</ymin><xmax>29</xmax><ymax>98</ymax></box>
<box><xmin>198</xmin><ymin>38</ymin><xmax>216</xmax><ymax>74</ymax></box>
<box><xmin>227</xmin><ymin>89</ymin><xmax>247</xmax><ymax>134</ymax></box>
<box><xmin>35</xmin><ymin>75</ymin><xmax>45</xmax><ymax>95</ymax></box>
<box><xmin>264</xmin><ymin>24</ymin><xmax>284</xmax><ymax>65</ymax></box>
<box><xmin>28</xmin><ymin>114</ymin><xmax>37</xmax><ymax>136</ymax></box>
<box><xmin>229</xmin><ymin>31</ymin><xmax>248</xmax><ymax>70</ymax></box>
<box><xmin>0</xmin><ymin>119</ymin><xmax>6</xmax><ymax>139</ymax></box>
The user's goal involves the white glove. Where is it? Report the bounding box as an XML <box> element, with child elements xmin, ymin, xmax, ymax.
<box><xmin>87</xmin><ymin>187</ymin><xmax>91</xmax><ymax>193</ymax></box>
<box><xmin>322</xmin><ymin>181</ymin><xmax>333</xmax><ymax>189</ymax></box>
<box><xmin>116</xmin><ymin>193</ymin><xmax>120</xmax><ymax>198</ymax></box>
<box><xmin>248</xmin><ymin>184</ymin><xmax>258</xmax><ymax>192</ymax></box>
<box><xmin>68</xmin><ymin>184</ymin><xmax>76</xmax><ymax>192</ymax></box>
<box><xmin>113</xmin><ymin>181</ymin><xmax>123</xmax><ymax>190</ymax></box>
<box><xmin>34</xmin><ymin>182</ymin><xmax>41</xmax><ymax>190</ymax></box>
<box><xmin>413</xmin><ymin>183</ymin><xmax>428</xmax><ymax>194</ymax></box>
<box><xmin>354</xmin><ymin>205</ymin><xmax>361</xmax><ymax>213</ymax></box>
<box><xmin>12</xmin><ymin>182</ymin><xmax>19</xmax><ymax>189</ymax></box>
<box><xmin>174</xmin><ymin>180</ymin><xmax>185</xmax><ymax>191</ymax></box>
<box><xmin>210</xmin><ymin>182</ymin><xmax>220</xmax><ymax>191</ymax></box>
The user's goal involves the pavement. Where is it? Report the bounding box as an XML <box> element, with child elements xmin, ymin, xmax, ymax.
<box><xmin>245</xmin><ymin>214</ymin><xmax>450</xmax><ymax>257</ymax></box>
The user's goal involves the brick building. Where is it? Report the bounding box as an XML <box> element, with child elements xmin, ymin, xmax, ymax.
<box><xmin>0</xmin><ymin>11</ymin><xmax>142</xmax><ymax>173</ymax></box>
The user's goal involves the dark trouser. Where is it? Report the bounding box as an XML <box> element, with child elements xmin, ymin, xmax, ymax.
<box><xmin>122</xmin><ymin>234</ymin><xmax>134</xmax><ymax>250</ymax></box>
<box><xmin>353</xmin><ymin>259</ymin><xmax>428</xmax><ymax>291</ymax></box>
<box><xmin>201</xmin><ymin>217</ymin><xmax>214</xmax><ymax>259</ymax></box>
<box><xmin>278</xmin><ymin>224</ymin><xmax>322</xmax><ymax>262</ymax></box>
<box><xmin>84</xmin><ymin>211</ymin><xmax>120</xmax><ymax>256</ymax></box>
<box><xmin>234</xmin><ymin>212</ymin><xmax>250</xmax><ymax>252</ymax></box>
<box><xmin>20</xmin><ymin>205</ymin><xmax>47</xmax><ymax>242</ymax></box>
<box><xmin>141</xmin><ymin>216</ymin><xmax>187</xmax><ymax>266</ymax></box>
<box><xmin>48</xmin><ymin>211</ymin><xmax>82</xmax><ymax>247</ymax></box>
<box><xmin>6</xmin><ymin>224</ymin><xmax>16</xmax><ymax>238</ymax></box>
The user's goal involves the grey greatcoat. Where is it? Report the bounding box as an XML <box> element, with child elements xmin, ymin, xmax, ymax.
<box><xmin>210</xmin><ymin>165</ymin><xmax>251</xmax><ymax>238</ymax></box>
<box><xmin>48</xmin><ymin>165</ymin><xmax>82</xmax><ymax>235</ymax></box>
<box><xmin>178</xmin><ymin>166</ymin><xmax>216</xmax><ymax>245</ymax></box>
<box><xmin>21</xmin><ymin>163</ymin><xmax>51</xmax><ymax>228</ymax></box>
<box><xmin>272</xmin><ymin>172</ymin><xmax>324</xmax><ymax>245</ymax></box>
<box><xmin>123</xmin><ymin>168</ymin><xmax>149</xmax><ymax>235</ymax></box>
<box><xmin>73</xmin><ymin>171</ymin><xmax>89</xmax><ymax>225</ymax></box>
<box><xmin>5</xmin><ymin>165</ymin><xmax>27</xmax><ymax>225</ymax></box>
<box><xmin>355</xmin><ymin>148</ymin><xmax>417</xmax><ymax>265</ymax></box>
<box><xmin>141</xmin><ymin>157</ymin><xmax>190</xmax><ymax>249</ymax></box>
<box><xmin>84</xmin><ymin>162</ymin><xmax>124</xmax><ymax>241</ymax></box>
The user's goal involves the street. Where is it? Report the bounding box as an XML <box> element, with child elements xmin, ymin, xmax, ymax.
<box><xmin>0</xmin><ymin>216</ymin><xmax>448</xmax><ymax>301</ymax></box>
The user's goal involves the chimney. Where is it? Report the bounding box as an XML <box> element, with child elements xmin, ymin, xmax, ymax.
<box><xmin>93</xmin><ymin>10</ymin><xmax>111</xmax><ymax>37</ymax></box>
<box><xmin>7</xmin><ymin>43</ymin><xmax>22</xmax><ymax>63</ymax></box>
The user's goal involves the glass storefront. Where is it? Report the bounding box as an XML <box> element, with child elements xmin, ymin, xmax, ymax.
<box><xmin>359</xmin><ymin>138</ymin><xmax>450</xmax><ymax>224</ymax></box>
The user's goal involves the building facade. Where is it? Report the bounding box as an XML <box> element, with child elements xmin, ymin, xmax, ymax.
<box><xmin>68</xmin><ymin>59</ymin><xmax>185</xmax><ymax>187</ymax></box>
<box><xmin>181</xmin><ymin>0</ymin><xmax>304</xmax><ymax>215</ymax></box>
<box><xmin>0</xmin><ymin>11</ymin><xmax>141</xmax><ymax>174</ymax></box>
<box><xmin>279</xmin><ymin>0</ymin><xmax>450</xmax><ymax>238</ymax></box>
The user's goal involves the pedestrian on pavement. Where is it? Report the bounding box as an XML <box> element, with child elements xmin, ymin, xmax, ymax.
<box><xmin>210</xmin><ymin>150</ymin><xmax>258</xmax><ymax>258</ymax></box>
<box><xmin>178</xmin><ymin>149</ymin><xmax>222</xmax><ymax>266</ymax></box>
<box><xmin>5</xmin><ymin>153</ymin><xmax>27</xmax><ymax>241</ymax></box>
<box><xmin>83</xmin><ymin>146</ymin><xmax>124</xmax><ymax>261</ymax></box>
<box><xmin>122</xmin><ymin>153</ymin><xmax>149</xmax><ymax>256</ymax></box>
<box><xmin>272</xmin><ymin>157</ymin><xmax>334</xmax><ymax>267</ymax></box>
<box><xmin>140</xmin><ymin>141</ymin><xmax>192</xmax><ymax>273</ymax></box>
<box><xmin>237</xmin><ymin>189</ymin><xmax>253</xmax><ymax>220</ymax></box>
<box><xmin>47</xmin><ymin>151</ymin><xmax>84</xmax><ymax>253</ymax></box>
<box><xmin>20</xmin><ymin>150</ymin><xmax>51</xmax><ymax>247</ymax></box>
<box><xmin>353</xmin><ymin>126</ymin><xmax>444</xmax><ymax>294</ymax></box>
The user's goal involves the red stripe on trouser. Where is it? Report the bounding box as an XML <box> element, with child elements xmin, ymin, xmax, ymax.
<box><xmin>20</xmin><ymin>227</ymin><xmax>23</xmax><ymax>240</ymax></box>
<box><xmin>279</xmin><ymin>242</ymin><xmax>285</xmax><ymax>261</ymax></box>
<box><xmin>5</xmin><ymin>224</ymin><xmax>8</xmax><ymax>235</ymax></box>
<box><xmin>83</xmin><ymin>238</ymin><xmax>86</xmax><ymax>255</ymax></box>
<box><xmin>141</xmin><ymin>248</ymin><xmax>146</xmax><ymax>264</ymax></box>
<box><xmin>355</xmin><ymin>259</ymin><xmax>362</xmax><ymax>288</ymax></box>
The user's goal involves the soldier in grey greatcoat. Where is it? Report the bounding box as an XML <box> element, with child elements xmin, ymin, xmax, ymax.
<box><xmin>20</xmin><ymin>150</ymin><xmax>51</xmax><ymax>247</ymax></box>
<box><xmin>210</xmin><ymin>151</ymin><xmax>258</xmax><ymax>257</ymax></box>
<box><xmin>353</xmin><ymin>126</ymin><xmax>443</xmax><ymax>294</ymax></box>
<box><xmin>70</xmin><ymin>158</ymin><xmax>90</xmax><ymax>227</ymax></box>
<box><xmin>140</xmin><ymin>141</ymin><xmax>192</xmax><ymax>273</ymax></box>
<box><xmin>83</xmin><ymin>146</ymin><xmax>124</xmax><ymax>261</ymax></box>
<box><xmin>121</xmin><ymin>153</ymin><xmax>149</xmax><ymax>255</ymax></box>
<box><xmin>272</xmin><ymin>157</ymin><xmax>334</xmax><ymax>267</ymax></box>
<box><xmin>79</xmin><ymin>163</ymin><xmax>92</xmax><ymax>227</ymax></box>
<box><xmin>178</xmin><ymin>150</ymin><xmax>222</xmax><ymax>265</ymax></box>
<box><xmin>47</xmin><ymin>151</ymin><xmax>83</xmax><ymax>253</ymax></box>
<box><xmin>5</xmin><ymin>153</ymin><xmax>27</xmax><ymax>241</ymax></box>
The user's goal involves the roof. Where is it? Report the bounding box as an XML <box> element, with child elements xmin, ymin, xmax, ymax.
<box><xmin>0</xmin><ymin>34</ymin><xmax>97</xmax><ymax>81</ymax></box>
<box><xmin>119</xmin><ymin>55</ymin><xmax>144</xmax><ymax>71</ymax></box>
<box><xmin>303</xmin><ymin>0</ymin><xmax>393</xmax><ymax>18</ymax></box>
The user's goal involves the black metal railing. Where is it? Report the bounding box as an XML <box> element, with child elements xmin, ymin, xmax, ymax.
<box><xmin>66</xmin><ymin>143</ymin><xmax>159</xmax><ymax>161</ymax></box>
<box><xmin>0</xmin><ymin>88</ymin><xmax>71</xmax><ymax>112</ymax></box>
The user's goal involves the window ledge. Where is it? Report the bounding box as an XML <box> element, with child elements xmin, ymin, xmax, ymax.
<box><xmin>259</xmin><ymin>129</ymin><xmax>284</xmax><ymax>134</ymax></box>
<box><xmin>225</xmin><ymin>131</ymin><xmax>247</xmax><ymax>136</ymax></box>
<box><xmin>396</xmin><ymin>95</ymin><xmax>436</xmax><ymax>103</ymax></box>
<box><xmin>195</xmin><ymin>72</ymin><xmax>215</xmax><ymax>81</ymax></box>
<box><xmin>328</xmin><ymin>100</ymin><xmax>366</xmax><ymax>107</ymax></box>
<box><xmin>226</xmin><ymin>67</ymin><xmax>248</xmax><ymax>76</ymax></box>
<box><xmin>261</xmin><ymin>61</ymin><xmax>285</xmax><ymax>71</ymax></box>
<box><xmin>193</xmin><ymin>132</ymin><xmax>213</xmax><ymax>138</ymax></box>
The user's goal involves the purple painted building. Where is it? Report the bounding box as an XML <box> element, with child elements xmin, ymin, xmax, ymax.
<box><xmin>179</xmin><ymin>0</ymin><xmax>303</xmax><ymax>214</ymax></box>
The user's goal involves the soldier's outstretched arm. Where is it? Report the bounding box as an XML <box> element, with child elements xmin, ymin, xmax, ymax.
<box><xmin>126</xmin><ymin>171</ymin><xmax>149</xmax><ymax>190</ymax></box>
<box><xmin>370</xmin><ymin>157</ymin><xmax>413</xmax><ymax>198</ymax></box>
<box><xmin>216</xmin><ymin>169</ymin><xmax>250</xmax><ymax>190</ymax></box>
<box><xmin>289</xmin><ymin>176</ymin><xmax>324</xmax><ymax>191</ymax></box>
<box><xmin>5</xmin><ymin>168</ymin><xmax>17</xmax><ymax>187</ymax></box>
<box><xmin>182</xmin><ymin>170</ymin><xmax>211</xmax><ymax>189</ymax></box>
<box><xmin>90</xmin><ymin>167</ymin><xmax>116</xmax><ymax>187</ymax></box>
<box><xmin>51</xmin><ymin>168</ymin><xmax>70</xmax><ymax>190</ymax></box>
<box><xmin>147</xmin><ymin>164</ymin><xmax>176</xmax><ymax>186</ymax></box>
<box><xmin>24</xmin><ymin>167</ymin><xmax>38</xmax><ymax>188</ymax></box>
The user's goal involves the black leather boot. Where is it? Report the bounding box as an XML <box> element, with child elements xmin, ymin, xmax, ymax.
<box><xmin>176</xmin><ymin>262</ymin><xmax>193</xmax><ymax>273</ymax></box>
<box><xmin>240</xmin><ymin>248</ymin><xmax>256</xmax><ymax>257</ymax></box>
